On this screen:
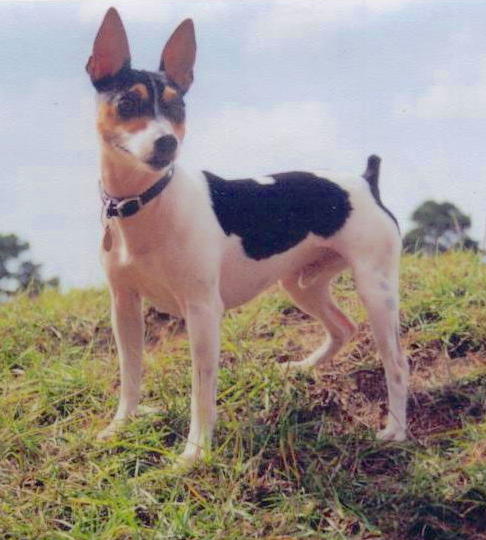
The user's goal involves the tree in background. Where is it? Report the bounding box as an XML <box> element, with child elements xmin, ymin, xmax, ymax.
<box><xmin>0</xmin><ymin>234</ymin><xmax>59</xmax><ymax>300</ymax></box>
<box><xmin>403</xmin><ymin>201</ymin><xmax>478</xmax><ymax>254</ymax></box>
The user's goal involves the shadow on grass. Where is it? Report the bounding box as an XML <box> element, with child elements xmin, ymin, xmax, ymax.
<box><xmin>223</xmin><ymin>371</ymin><xmax>486</xmax><ymax>539</ymax></box>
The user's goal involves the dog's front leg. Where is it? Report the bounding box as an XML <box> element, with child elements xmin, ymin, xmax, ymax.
<box><xmin>98</xmin><ymin>287</ymin><xmax>144</xmax><ymax>440</ymax></box>
<box><xmin>179</xmin><ymin>300</ymin><xmax>223</xmax><ymax>464</ymax></box>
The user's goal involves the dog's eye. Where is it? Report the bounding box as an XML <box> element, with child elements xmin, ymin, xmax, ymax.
<box><xmin>161</xmin><ymin>99</ymin><xmax>185</xmax><ymax>124</ymax></box>
<box><xmin>117</xmin><ymin>94</ymin><xmax>140</xmax><ymax>119</ymax></box>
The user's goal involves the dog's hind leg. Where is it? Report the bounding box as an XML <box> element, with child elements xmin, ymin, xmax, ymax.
<box><xmin>279</xmin><ymin>258</ymin><xmax>357</xmax><ymax>372</ymax></box>
<box><xmin>349</xmin><ymin>243</ymin><xmax>409</xmax><ymax>442</ymax></box>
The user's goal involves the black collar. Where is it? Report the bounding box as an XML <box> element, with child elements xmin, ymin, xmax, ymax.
<box><xmin>101</xmin><ymin>166</ymin><xmax>174</xmax><ymax>219</ymax></box>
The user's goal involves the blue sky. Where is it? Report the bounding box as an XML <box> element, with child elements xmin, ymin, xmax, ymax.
<box><xmin>1</xmin><ymin>0</ymin><xmax>485</xmax><ymax>289</ymax></box>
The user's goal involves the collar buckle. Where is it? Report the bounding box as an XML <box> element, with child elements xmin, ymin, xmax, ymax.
<box><xmin>116</xmin><ymin>196</ymin><xmax>142</xmax><ymax>218</ymax></box>
<box><xmin>101</xmin><ymin>164</ymin><xmax>174</xmax><ymax>219</ymax></box>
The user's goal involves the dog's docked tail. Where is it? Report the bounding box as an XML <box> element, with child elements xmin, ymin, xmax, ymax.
<box><xmin>362</xmin><ymin>154</ymin><xmax>381</xmax><ymax>203</ymax></box>
<box><xmin>362</xmin><ymin>154</ymin><xmax>400</xmax><ymax>230</ymax></box>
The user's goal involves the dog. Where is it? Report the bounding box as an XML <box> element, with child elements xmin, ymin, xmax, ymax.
<box><xmin>86</xmin><ymin>8</ymin><xmax>409</xmax><ymax>464</ymax></box>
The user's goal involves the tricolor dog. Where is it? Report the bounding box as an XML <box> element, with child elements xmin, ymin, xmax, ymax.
<box><xmin>87</xmin><ymin>8</ymin><xmax>409</xmax><ymax>464</ymax></box>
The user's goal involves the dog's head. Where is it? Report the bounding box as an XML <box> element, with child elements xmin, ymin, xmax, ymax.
<box><xmin>86</xmin><ymin>8</ymin><xmax>195</xmax><ymax>172</ymax></box>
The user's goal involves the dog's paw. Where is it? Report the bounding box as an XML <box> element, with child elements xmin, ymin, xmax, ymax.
<box><xmin>376</xmin><ymin>426</ymin><xmax>407</xmax><ymax>442</ymax></box>
<box><xmin>96</xmin><ymin>419</ymin><xmax>126</xmax><ymax>441</ymax></box>
<box><xmin>172</xmin><ymin>449</ymin><xmax>200</xmax><ymax>471</ymax></box>
<box><xmin>172</xmin><ymin>440</ymin><xmax>208</xmax><ymax>470</ymax></box>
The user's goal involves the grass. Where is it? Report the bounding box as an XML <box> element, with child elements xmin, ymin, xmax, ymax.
<box><xmin>0</xmin><ymin>251</ymin><xmax>485</xmax><ymax>539</ymax></box>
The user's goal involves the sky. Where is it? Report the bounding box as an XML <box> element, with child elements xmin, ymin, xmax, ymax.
<box><xmin>1</xmin><ymin>0</ymin><xmax>485</xmax><ymax>289</ymax></box>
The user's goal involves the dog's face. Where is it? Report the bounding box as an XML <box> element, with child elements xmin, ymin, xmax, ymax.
<box><xmin>86</xmin><ymin>9</ymin><xmax>196</xmax><ymax>172</ymax></box>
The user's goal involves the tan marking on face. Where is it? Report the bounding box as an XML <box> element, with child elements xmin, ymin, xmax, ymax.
<box><xmin>97</xmin><ymin>101</ymin><xmax>119</xmax><ymax>142</ymax></box>
<box><xmin>162</xmin><ymin>85</ymin><xmax>178</xmax><ymax>102</ymax></box>
<box><xmin>172</xmin><ymin>121</ymin><xmax>185</xmax><ymax>141</ymax></box>
<box><xmin>122</xmin><ymin>117</ymin><xmax>149</xmax><ymax>133</ymax></box>
<box><xmin>129</xmin><ymin>83</ymin><xmax>149</xmax><ymax>99</ymax></box>
<box><xmin>97</xmin><ymin>100</ymin><xmax>149</xmax><ymax>141</ymax></box>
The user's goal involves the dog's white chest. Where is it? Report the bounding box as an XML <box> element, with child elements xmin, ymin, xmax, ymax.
<box><xmin>135</xmin><ymin>262</ymin><xmax>183</xmax><ymax>316</ymax></box>
<box><xmin>103</xmin><ymin>237</ymin><xmax>183</xmax><ymax>316</ymax></box>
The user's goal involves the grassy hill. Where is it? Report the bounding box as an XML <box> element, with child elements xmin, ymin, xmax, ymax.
<box><xmin>0</xmin><ymin>252</ymin><xmax>485</xmax><ymax>539</ymax></box>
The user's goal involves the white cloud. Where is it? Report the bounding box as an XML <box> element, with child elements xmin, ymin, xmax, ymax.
<box><xmin>384</xmin><ymin>155</ymin><xmax>486</xmax><ymax>241</ymax></box>
<box><xmin>247</xmin><ymin>0</ymin><xmax>423</xmax><ymax>52</ymax></box>
<box><xmin>79</xmin><ymin>0</ymin><xmax>230</xmax><ymax>24</ymax></box>
<box><xmin>181</xmin><ymin>100</ymin><xmax>341</xmax><ymax>176</ymax></box>
<box><xmin>0</xmin><ymin>77</ymin><xmax>102</xmax><ymax>289</ymax></box>
<box><xmin>0</xmin><ymin>76</ymin><xmax>97</xmax><ymax>159</ymax></box>
<box><xmin>6</xmin><ymin>165</ymin><xmax>103</xmax><ymax>290</ymax></box>
<box><xmin>79</xmin><ymin>0</ymin><xmax>421</xmax><ymax>43</ymax></box>
<box><xmin>0</xmin><ymin>0</ymin><xmax>66</xmax><ymax>2</ymax></box>
<box><xmin>394</xmin><ymin>62</ymin><xmax>486</xmax><ymax>120</ymax></box>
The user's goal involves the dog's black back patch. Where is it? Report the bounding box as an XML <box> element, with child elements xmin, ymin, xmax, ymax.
<box><xmin>204</xmin><ymin>171</ymin><xmax>352</xmax><ymax>260</ymax></box>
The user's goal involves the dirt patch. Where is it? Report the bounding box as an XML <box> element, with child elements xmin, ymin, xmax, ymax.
<box><xmin>446</xmin><ymin>333</ymin><xmax>482</xmax><ymax>358</ymax></box>
<box><xmin>279</xmin><ymin>305</ymin><xmax>312</xmax><ymax>325</ymax></box>
<box><xmin>220</xmin><ymin>351</ymin><xmax>238</xmax><ymax>368</ymax></box>
<box><xmin>404</xmin><ymin>488</ymin><xmax>486</xmax><ymax>540</ymax></box>
<box><xmin>295</xmin><ymin>387</ymin><xmax>351</xmax><ymax>425</ymax></box>
<box><xmin>275</xmin><ymin>339</ymin><xmax>306</xmax><ymax>364</ymax></box>
<box><xmin>401</xmin><ymin>310</ymin><xmax>442</xmax><ymax>333</ymax></box>
<box><xmin>359</xmin><ymin>447</ymin><xmax>410</xmax><ymax>477</ymax></box>
<box><xmin>409</xmin><ymin>348</ymin><xmax>485</xmax><ymax>393</ymax></box>
<box><xmin>47</xmin><ymin>307</ymin><xmax>186</xmax><ymax>353</ymax></box>
<box><xmin>42</xmin><ymin>316</ymin><xmax>116</xmax><ymax>355</ymax></box>
<box><xmin>350</xmin><ymin>368</ymin><xmax>387</xmax><ymax>401</ymax></box>
<box><xmin>268</xmin><ymin>317</ymin><xmax>486</xmax><ymax>440</ymax></box>
<box><xmin>346</xmin><ymin>323</ymin><xmax>376</xmax><ymax>363</ymax></box>
<box><xmin>92</xmin><ymin>324</ymin><xmax>114</xmax><ymax>351</ymax></box>
<box><xmin>144</xmin><ymin>306</ymin><xmax>185</xmax><ymax>347</ymax></box>
<box><xmin>408</xmin><ymin>340</ymin><xmax>442</xmax><ymax>369</ymax></box>
<box><xmin>134</xmin><ymin>505</ymin><xmax>158</xmax><ymax>528</ymax></box>
<box><xmin>409</xmin><ymin>377</ymin><xmax>485</xmax><ymax>439</ymax></box>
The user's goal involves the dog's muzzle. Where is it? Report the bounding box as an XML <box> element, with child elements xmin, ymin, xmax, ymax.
<box><xmin>147</xmin><ymin>135</ymin><xmax>178</xmax><ymax>169</ymax></box>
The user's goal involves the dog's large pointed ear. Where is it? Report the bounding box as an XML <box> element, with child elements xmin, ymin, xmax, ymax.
<box><xmin>86</xmin><ymin>7</ymin><xmax>131</xmax><ymax>83</ymax></box>
<box><xmin>159</xmin><ymin>19</ymin><xmax>196</xmax><ymax>94</ymax></box>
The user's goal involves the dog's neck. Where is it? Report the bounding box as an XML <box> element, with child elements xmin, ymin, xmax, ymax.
<box><xmin>100</xmin><ymin>145</ymin><xmax>171</xmax><ymax>199</ymax></box>
<box><xmin>100</xmin><ymin>146</ymin><xmax>177</xmax><ymax>253</ymax></box>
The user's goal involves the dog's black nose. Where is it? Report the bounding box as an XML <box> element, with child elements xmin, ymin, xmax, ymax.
<box><xmin>154</xmin><ymin>135</ymin><xmax>177</xmax><ymax>154</ymax></box>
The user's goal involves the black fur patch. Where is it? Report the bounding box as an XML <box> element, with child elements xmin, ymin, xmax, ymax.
<box><xmin>204</xmin><ymin>171</ymin><xmax>352</xmax><ymax>260</ymax></box>
<box><xmin>362</xmin><ymin>155</ymin><xmax>399</xmax><ymax>230</ymax></box>
<box><xmin>92</xmin><ymin>63</ymin><xmax>185</xmax><ymax>124</ymax></box>
<box><xmin>92</xmin><ymin>62</ymin><xmax>148</xmax><ymax>93</ymax></box>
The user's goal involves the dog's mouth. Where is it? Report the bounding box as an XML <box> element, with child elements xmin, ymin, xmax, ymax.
<box><xmin>114</xmin><ymin>143</ymin><xmax>171</xmax><ymax>170</ymax></box>
<box><xmin>114</xmin><ymin>142</ymin><xmax>129</xmax><ymax>153</ymax></box>
<box><xmin>146</xmin><ymin>156</ymin><xmax>173</xmax><ymax>170</ymax></box>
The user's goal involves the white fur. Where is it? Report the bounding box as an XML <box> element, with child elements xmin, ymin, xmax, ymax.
<box><xmin>121</xmin><ymin>118</ymin><xmax>178</xmax><ymax>163</ymax></box>
<box><xmin>252</xmin><ymin>175</ymin><xmax>276</xmax><ymax>185</ymax></box>
<box><xmin>97</xmin><ymin>162</ymin><xmax>409</xmax><ymax>463</ymax></box>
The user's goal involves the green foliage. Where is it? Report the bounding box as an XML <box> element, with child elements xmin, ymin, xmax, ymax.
<box><xmin>0</xmin><ymin>233</ymin><xmax>59</xmax><ymax>300</ymax></box>
<box><xmin>0</xmin><ymin>253</ymin><xmax>485</xmax><ymax>538</ymax></box>
<box><xmin>403</xmin><ymin>200</ymin><xmax>478</xmax><ymax>254</ymax></box>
